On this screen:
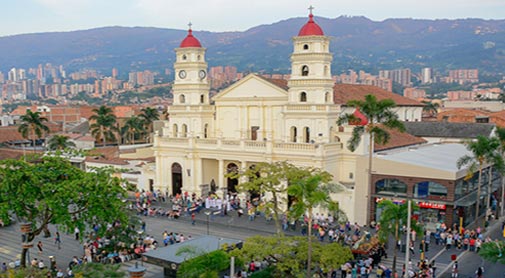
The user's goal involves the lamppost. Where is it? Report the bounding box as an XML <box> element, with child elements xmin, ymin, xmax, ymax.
<box><xmin>204</xmin><ymin>211</ymin><xmax>211</xmax><ymax>235</ymax></box>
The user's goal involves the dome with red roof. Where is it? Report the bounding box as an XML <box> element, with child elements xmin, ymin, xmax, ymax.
<box><xmin>180</xmin><ymin>28</ymin><xmax>202</xmax><ymax>48</ymax></box>
<box><xmin>298</xmin><ymin>12</ymin><xmax>324</xmax><ymax>36</ymax></box>
<box><xmin>350</xmin><ymin>108</ymin><xmax>368</xmax><ymax>126</ymax></box>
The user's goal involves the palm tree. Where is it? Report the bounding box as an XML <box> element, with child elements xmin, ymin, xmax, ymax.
<box><xmin>139</xmin><ymin>107</ymin><xmax>160</xmax><ymax>142</ymax></box>
<box><xmin>337</xmin><ymin>94</ymin><xmax>405</xmax><ymax>224</ymax></box>
<box><xmin>495</xmin><ymin>127</ymin><xmax>505</xmax><ymax>217</ymax></box>
<box><xmin>377</xmin><ymin>200</ymin><xmax>422</xmax><ymax>276</ymax></box>
<box><xmin>47</xmin><ymin>135</ymin><xmax>76</xmax><ymax>151</ymax></box>
<box><xmin>18</xmin><ymin>110</ymin><xmax>50</xmax><ymax>152</ymax></box>
<box><xmin>457</xmin><ymin>136</ymin><xmax>502</xmax><ymax>225</ymax></box>
<box><xmin>89</xmin><ymin>105</ymin><xmax>117</xmax><ymax>147</ymax></box>
<box><xmin>287</xmin><ymin>169</ymin><xmax>334</xmax><ymax>278</ymax></box>
<box><xmin>421</xmin><ymin>100</ymin><xmax>440</xmax><ymax>117</ymax></box>
<box><xmin>121</xmin><ymin>116</ymin><xmax>145</xmax><ymax>145</ymax></box>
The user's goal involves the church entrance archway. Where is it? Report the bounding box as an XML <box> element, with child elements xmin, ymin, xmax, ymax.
<box><xmin>227</xmin><ymin>163</ymin><xmax>239</xmax><ymax>194</ymax></box>
<box><xmin>171</xmin><ymin>163</ymin><xmax>183</xmax><ymax>196</ymax></box>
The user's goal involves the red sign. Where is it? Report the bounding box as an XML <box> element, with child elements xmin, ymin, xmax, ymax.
<box><xmin>418</xmin><ymin>202</ymin><xmax>446</xmax><ymax>210</ymax></box>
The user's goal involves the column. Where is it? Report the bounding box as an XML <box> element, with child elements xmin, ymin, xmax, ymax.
<box><xmin>218</xmin><ymin>159</ymin><xmax>224</xmax><ymax>198</ymax></box>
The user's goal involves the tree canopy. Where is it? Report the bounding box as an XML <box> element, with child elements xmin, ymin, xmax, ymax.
<box><xmin>230</xmin><ymin>235</ymin><xmax>353</xmax><ymax>278</ymax></box>
<box><xmin>0</xmin><ymin>156</ymin><xmax>129</xmax><ymax>267</ymax></box>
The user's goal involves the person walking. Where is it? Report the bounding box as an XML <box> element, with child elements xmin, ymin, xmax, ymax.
<box><xmin>74</xmin><ymin>227</ymin><xmax>80</xmax><ymax>241</ymax></box>
<box><xmin>191</xmin><ymin>212</ymin><xmax>196</xmax><ymax>225</ymax></box>
<box><xmin>37</xmin><ymin>241</ymin><xmax>43</xmax><ymax>255</ymax></box>
<box><xmin>54</xmin><ymin>231</ymin><xmax>61</xmax><ymax>249</ymax></box>
<box><xmin>451</xmin><ymin>261</ymin><xmax>458</xmax><ymax>278</ymax></box>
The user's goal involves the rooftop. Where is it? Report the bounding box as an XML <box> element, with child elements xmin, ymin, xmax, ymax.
<box><xmin>403</xmin><ymin>121</ymin><xmax>495</xmax><ymax>138</ymax></box>
<box><xmin>376</xmin><ymin>143</ymin><xmax>471</xmax><ymax>172</ymax></box>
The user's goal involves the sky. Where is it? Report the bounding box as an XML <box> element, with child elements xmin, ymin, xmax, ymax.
<box><xmin>1</xmin><ymin>0</ymin><xmax>504</xmax><ymax>37</ymax></box>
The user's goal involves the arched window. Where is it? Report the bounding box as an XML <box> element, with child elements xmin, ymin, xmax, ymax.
<box><xmin>329</xmin><ymin>126</ymin><xmax>334</xmax><ymax>142</ymax></box>
<box><xmin>375</xmin><ymin>179</ymin><xmax>407</xmax><ymax>196</ymax></box>
<box><xmin>204</xmin><ymin>124</ymin><xmax>208</xmax><ymax>138</ymax></box>
<box><xmin>301</xmin><ymin>65</ymin><xmax>309</xmax><ymax>76</ymax></box>
<box><xmin>303</xmin><ymin>44</ymin><xmax>309</xmax><ymax>50</ymax></box>
<box><xmin>325</xmin><ymin>92</ymin><xmax>330</xmax><ymax>103</ymax></box>
<box><xmin>300</xmin><ymin>92</ymin><xmax>307</xmax><ymax>102</ymax></box>
<box><xmin>173</xmin><ymin>124</ymin><xmax>178</xmax><ymax>138</ymax></box>
<box><xmin>197</xmin><ymin>55</ymin><xmax>201</xmax><ymax>61</ymax></box>
<box><xmin>179</xmin><ymin>94</ymin><xmax>186</xmax><ymax>104</ymax></box>
<box><xmin>290</xmin><ymin>126</ymin><xmax>297</xmax><ymax>142</ymax></box>
<box><xmin>303</xmin><ymin>126</ymin><xmax>310</xmax><ymax>143</ymax></box>
<box><xmin>200</xmin><ymin>94</ymin><xmax>205</xmax><ymax>104</ymax></box>
<box><xmin>324</xmin><ymin>66</ymin><xmax>329</xmax><ymax>76</ymax></box>
<box><xmin>181</xmin><ymin>124</ymin><xmax>188</xmax><ymax>137</ymax></box>
<box><xmin>414</xmin><ymin>181</ymin><xmax>448</xmax><ymax>198</ymax></box>
<box><xmin>182</xmin><ymin>54</ymin><xmax>187</xmax><ymax>60</ymax></box>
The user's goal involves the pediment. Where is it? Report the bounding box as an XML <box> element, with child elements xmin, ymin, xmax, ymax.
<box><xmin>213</xmin><ymin>74</ymin><xmax>288</xmax><ymax>102</ymax></box>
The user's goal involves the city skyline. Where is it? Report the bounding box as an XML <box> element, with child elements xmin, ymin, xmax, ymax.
<box><xmin>1</xmin><ymin>0</ymin><xmax>505</xmax><ymax>37</ymax></box>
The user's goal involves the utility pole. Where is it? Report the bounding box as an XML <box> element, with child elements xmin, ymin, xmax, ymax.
<box><xmin>404</xmin><ymin>200</ymin><xmax>411</xmax><ymax>278</ymax></box>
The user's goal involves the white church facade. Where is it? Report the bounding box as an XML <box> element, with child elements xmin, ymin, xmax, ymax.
<box><xmin>153</xmin><ymin>11</ymin><xmax>424</xmax><ymax>223</ymax></box>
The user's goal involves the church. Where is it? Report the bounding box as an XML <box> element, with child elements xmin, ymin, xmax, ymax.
<box><xmin>153</xmin><ymin>10</ymin><xmax>424</xmax><ymax>223</ymax></box>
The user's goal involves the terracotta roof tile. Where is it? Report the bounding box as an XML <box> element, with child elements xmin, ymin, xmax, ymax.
<box><xmin>259</xmin><ymin>77</ymin><xmax>289</xmax><ymax>91</ymax></box>
<box><xmin>333</xmin><ymin>84</ymin><xmax>423</xmax><ymax>106</ymax></box>
<box><xmin>374</xmin><ymin>127</ymin><xmax>427</xmax><ymax>151</ymax></box>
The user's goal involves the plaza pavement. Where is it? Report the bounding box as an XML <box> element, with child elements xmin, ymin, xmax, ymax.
<box><xmin>1</xmin><ymin>201</ymin><xmax>504</xmax><ymax>277</ymax></box>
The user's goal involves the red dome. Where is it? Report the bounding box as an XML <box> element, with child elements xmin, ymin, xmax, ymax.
<box><xmin>298</xmin><ymin>13</ymin><xmax>324</xmax><ymax>36</ymax></box>
<box><xmin>180</xmin><ymin>29</ymin><xmax>202</xmax><ymax>48</ymax></box>
<box><xmin>350</xmin><ymin>108</ymin><xmax>368</xmax><ymax>126</ymax></box>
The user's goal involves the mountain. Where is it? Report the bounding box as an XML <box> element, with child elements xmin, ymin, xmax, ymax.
<box><xmin>1</xmin><ymin>16</ymin><xmax>505</xmax><ymax>76</ymax></box>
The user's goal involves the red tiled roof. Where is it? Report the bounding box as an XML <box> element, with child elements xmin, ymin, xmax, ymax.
<box><xmin>260</xmin><ymin>76</ymin><xmax>289</xmax><ymax>91</ymax></box>
<box><xmin>333</xmin><ymin>84</ymin><xmax>423</xmax><ymax>106</ymax></box>
<box><xmin>374</xmin><ymin>127</ymin><xmax>427</xmax><ymax>151</ymax></box>
<box><xmin>0</xmin><ymin>148</ymin><xmax>26</xmax><ymax>160</ymax></box>
<box><xmin>0</xmin><ymin>126</ymin><xmax>25</xmax><ymax>142</ymax></box>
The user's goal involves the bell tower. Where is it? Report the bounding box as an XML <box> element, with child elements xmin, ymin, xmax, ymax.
<box><xmin>287</xmin><ymin>7</ymin><xmax>334</xmax><ymax>104</ymax></box>
<box><xmin>173</xmin><ymin>23</ymin><xmax>210</xmax><ymax>106</ymax></box>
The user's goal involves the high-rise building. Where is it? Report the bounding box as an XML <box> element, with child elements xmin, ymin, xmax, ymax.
<box><xmin>112</xmin><ymin>68</ymin><xmax>118</xmax><ymax>78</ymax></box>
<box><xmin>448</xmin><ymin>69</ymin><xmax>479</xmax><ymax>84</ymax></box>
<box><xmin>421</xmin><ymin>68</ymin><xmax>432</xmax><ymax>84</ymax></box>
<box><xmin>379</xmin><ymin>68</ymin><xmax>412</xmax><ymax>87</ymax></box>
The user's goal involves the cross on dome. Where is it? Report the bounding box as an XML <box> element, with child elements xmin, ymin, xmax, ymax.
<box><xmin>298</xmin><ymin>6</ymin><xmax>324</xmax><ymax>36</ymax></box>
<box><xmin>180</xmin><ymin>21</ymin><xmax>202</xmax><ymax>48</ymax></box>
<box><xmin>308</xmin><ymin>5</ymin><xmax>314</xmax><ymax>15</ymax></box>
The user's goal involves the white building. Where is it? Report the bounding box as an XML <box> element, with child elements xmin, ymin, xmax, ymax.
<box><xmin>153</xmin><ymin>12</ymin><xmax>424</xmax><ymax>223</ymax></box>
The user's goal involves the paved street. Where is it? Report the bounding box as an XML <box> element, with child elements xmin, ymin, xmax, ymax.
<box><xmin>1</xmin><ymin>206</ymin><xmax>504</xmax><ymax>277</ymax></box>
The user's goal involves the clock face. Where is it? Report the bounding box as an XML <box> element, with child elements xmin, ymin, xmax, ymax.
<box><xmin>199</xmin><ymin>70</ymin><xmax>206</xmax><ymax>80</ymax></box>
<box><xmin>178</xmin><ymin>70</ymin><xmax>186</xmax><ymax>79</ymax></box>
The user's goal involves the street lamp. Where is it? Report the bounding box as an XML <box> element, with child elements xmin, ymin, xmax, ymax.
<box><xmin>204</xmin><ymin>211</ymin><xmax>211</xmax><ymax>235</ymax></box>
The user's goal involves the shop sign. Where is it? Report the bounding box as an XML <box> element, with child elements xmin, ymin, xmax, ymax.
<box><xmin>375</xmin><ymin>197</ymin><xmax>405</xmax><ymax>205</ymax></box>
<box><xmin>418</xmin><ymin>201</ymin><xmax>446</xmax><ymax>210</ymax></box>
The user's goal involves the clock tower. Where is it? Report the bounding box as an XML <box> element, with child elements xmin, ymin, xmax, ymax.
<box><xmin>167</xmin><ymin>24</ymin><xmax>214</xmax><ymax>139</ymax></box>
<box><xmin>287</xmin><ymin>7</ymin><xmax>334</xmax><ymax>104</ymax></box>
<box><xmin>173</xmin><ymin>23</ymin><xmax>210</xmax><ymax>106</ymax></box>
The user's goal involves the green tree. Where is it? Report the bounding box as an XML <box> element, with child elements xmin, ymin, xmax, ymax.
<box><xmin>46</xmin><ymin>134</ymin><xmax>76</xmax><ymax>151</ymax></box>
<box><xmin>457</xmin><ymin>136</ymin><xmax>502</xmax><ymax>224</ymax></box>
<box><xmin>176</xmin><ymin>246</ymin><xmax>230</xmax><ymax>278</ymax></box>
<box><xmin>377</xmin><ymin>200</ymin><xmax>423</xmax><ymax>276</ymax></box>
<box><xmin>121</xmin><ymin>115</ymin><xmax>145</xmax><ymax>145</ymax></box>
<box><xmin>337</xmin><ymin>94</ymin><xmax>405</xmax><ymax>224</ymax></box>
<box><xmin>230</xmin><ymin>235</ymin><xmax>353</xmax><ymax>278</ymax></box>
<box><xmin>478</xmin><ymin>241</ymin><xmax>505</xmax><ymax>264</ymax></box>
<box><xmin>17</xmin><ymin>110</ymin><xmax>50</xmax><ymax>152</ymax></box>
<box><xmin>231</xmin><ymin>161</ymin><xmax>302</xmax><ymax>235</ymax></box>
<box><xmin>139</xmin><ymin>107</ymin><xmax>160</xmax><ymax>142</ymax></box>
<box><xmin>421</xmin><ymin>100</ymin><xmax>440</xmax><ymax>117</ymax></box>
<box><xmin>89</xmin><ymin>105</ymin><xmax>117</xmax><ymax>146</ymax></box>
<box><xmin>287</xmin><ymin>169</ymin><xmax>334</xmax><ymax>278</ymax></box>
<box><xmin>72</xmin><ymin>263</ymin><xmax>126</xmax><ymax>277</ymax></box>
<box><xmin>0</xmin><ymin>156</ymin><xmax>128</xmax><ymax>267</ymax></box>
